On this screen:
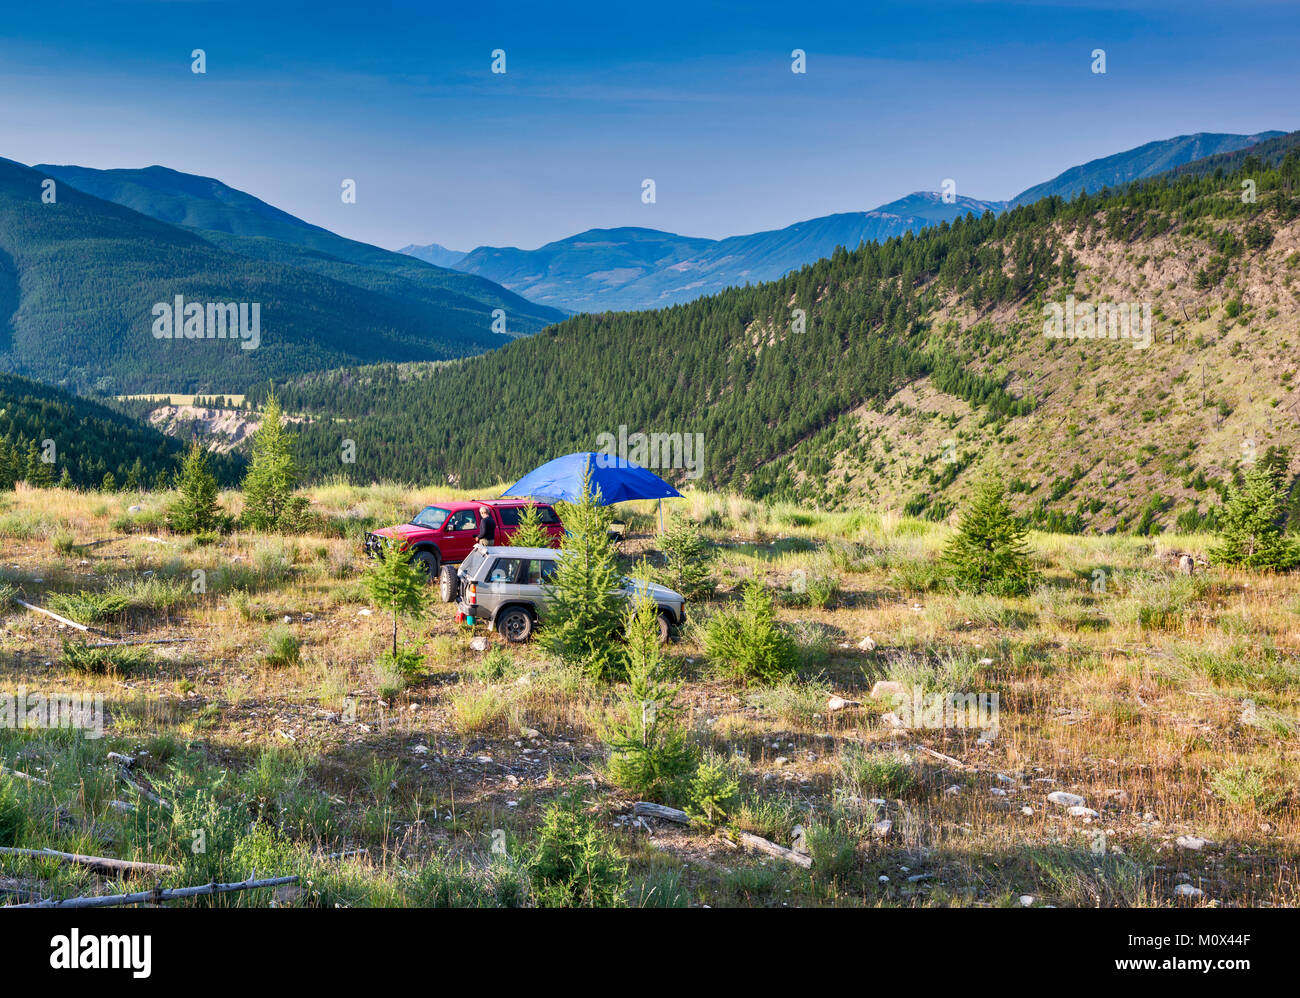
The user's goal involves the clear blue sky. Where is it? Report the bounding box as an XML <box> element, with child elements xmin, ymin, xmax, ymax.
<box><xmin>1</xmin><ymin>0</ymin><xmax>1296</xmax><ymax>251</ymax></box>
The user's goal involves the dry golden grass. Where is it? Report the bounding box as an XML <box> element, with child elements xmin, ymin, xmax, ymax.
<box><xmin>0</xmin><ymin>483</ymin><xmax>1297</xmax><ymax>907</ymax></box>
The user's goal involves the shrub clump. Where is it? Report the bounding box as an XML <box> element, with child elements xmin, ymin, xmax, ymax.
<box><xmin>527</xmin><ymin>790</ymin><xmax>628</xmax><ymax>907</ymax></box>
<box><xmin>705</xmin><ymin>579</ymin><xmax>798</xmax><ymax>684</ymax></box>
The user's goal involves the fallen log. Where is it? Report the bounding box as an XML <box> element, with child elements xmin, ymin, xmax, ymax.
<box><xmin>911</xmin><ymin>744</ymin><xmax>974</xmax><ymax>771</ymax></box>
<box><xmin>115</xmin><ymin>767</ymin><xmax>170</xmax><ymax>810</ymax></box>
<box><xmin>13</xmin><ymin>599</ymin><xmax>93</xmax><ymax>633</ymax></box>
<box><xmin>633</xmin><ymin>802</ymin><xmax>690</xmax><ymax>825</ymax></box>
<box><xmin>0</xmin><ymin>847</ymin><xmax>177</xmax><ymax>878</ymax></box>
<box><xmin>0</xmin><ymin>766</ymin><xmax>50</xmax><ymax>787</ymax></box>
<box><xmin>4</xmin><ymin>874</ymin><xmax>299</xmax><ymax>909</ymax></box>
<box><xmin>736</xmin><ymin>831</ymin><xmax>813</xmax><ymax>868</ymax></box>
<box><xmin>88</xmin><ymin>637</ymin><xmax>193</xmax><ymax>649</ymax></box>
<box><xmin>321</xmin><ymin>848</ymin><xmax>369</xmax><ymax>861</ymax></box>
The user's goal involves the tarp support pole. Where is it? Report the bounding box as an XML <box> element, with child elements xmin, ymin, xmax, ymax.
<box><xmin>658</xmin><ymin>498</ymin><xmax>663</xmax><ymax>533</ymax></box>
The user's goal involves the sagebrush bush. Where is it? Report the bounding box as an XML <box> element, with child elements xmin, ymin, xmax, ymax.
<box><xmin>264</xmin><ymin>625</ymin><xmax>302</xmax><ymax>667</ymax></box>
<box><xmin>60</xmin><ymin>640</ymin><xmax>151</xmax><ymax>675</ymax></box>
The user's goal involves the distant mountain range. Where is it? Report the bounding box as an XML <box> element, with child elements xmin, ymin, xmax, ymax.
<box><xmin>402</xmin><ymin>131</ymin><xmax>1284</xmax><ymax>312</ymax></box>
<box><xmin>399</xmin><ymin>242</ymin><xmax>469</xmax><ymax>269</ymax></box>
<box><xmin>0</xmin><ymin>159</ymin><xmax>565</xmax><ymax>393</ymax></box>
<box><xmin>39</xmin><ymin>165</ymin><xmax>563</xmax><ymax>336</ymax></box>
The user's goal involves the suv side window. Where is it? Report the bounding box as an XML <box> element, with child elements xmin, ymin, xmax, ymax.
<box><xmin>496</xmin><ymin>506</ymin><xmax>524</xmax><ymax>527</ymax></box>
<box><xmin>445</xmin><ymin>510</ymin><xmax>478</xmax><ymax>532</ymax></box>
<box><xmin>487</xmin><ymin>558</ymin><xmax>524</xmax><ymax>583</ymax></box>
<box><xmin>524</xmin><ymin>558</ymin><xmax>558</xmax><ymax>584</ymax></box>
<box><xmin>536</xmin><ymin>505</ymin><xmax>561</xmax><ymax>525</ymax></box>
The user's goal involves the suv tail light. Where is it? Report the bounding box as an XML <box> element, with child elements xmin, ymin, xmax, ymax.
<box><xmin>468</xmin><ymin>583</ymin><xmax>477</xmax><ymax>605</ymax></box>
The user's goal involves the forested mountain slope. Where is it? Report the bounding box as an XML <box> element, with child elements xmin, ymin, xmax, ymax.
<box><xmin>0</xmin><ymin>158</ymin><xmax>521</xmax><ymax>394</ymax></box>
<box><xmin>258</xmin><ymin>152</ymin><xmax>1300</xmax><ymax>534</ymax></box>
<box><xmin>39</xmin><ymin>164</ymin><xmax>564</xmax><ymax>335</ymax></box>
<box><xmin>0</xmin><ymin>371</ymin><xmax>242</xmax><ymax>488</ymax></box>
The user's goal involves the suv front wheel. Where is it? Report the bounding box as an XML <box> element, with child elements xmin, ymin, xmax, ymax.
<box><xmin>496</xmin><ymin>606</ymin><xmax>534</xmax><ymax>643</ymax></box>
<box><xmin>438</xmin><ymin>564</ymin><xmax>459</xmax><ymax>603</ymax></box>
<box><xmin>411</xmin><ymin>549</ymin><xmax>440</xmax><ymax>582</ymax></box>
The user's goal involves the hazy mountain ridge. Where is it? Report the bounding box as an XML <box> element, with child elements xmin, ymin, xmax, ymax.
<box><xmin>0</xmin><ymin>157</ymin><xmax>522</xmax><ymax>393</ymax></box>
<box><xmin>418</xmin><ymin>132</ymin><xmax>1284</xmax><ymax>312</ymax></box>
<box><xmin>39</xmin><ymin>164</ymin><xmax>565</xmax><ymax>335</ymax></box>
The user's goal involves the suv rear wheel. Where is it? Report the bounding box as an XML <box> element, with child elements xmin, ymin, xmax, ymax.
<box><xmin>411</xmin><ymin>549</ymin><xmax>440</xmax><ymax>581</ymax></box>
<box><xmin>497</xmin><ymin>606</ymin><xmax>534</xmax><ymax>643</ymax></box>
<box><xmin>438</xmin><ymin>564</ymin><xmax>459</xmax><ymax>603</ymax></box>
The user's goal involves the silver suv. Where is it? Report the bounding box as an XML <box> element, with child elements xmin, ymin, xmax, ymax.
<box><xmin>453</xmin><ymin>545</ymin><xmax>687</xmax><ymax>643</ymax></box>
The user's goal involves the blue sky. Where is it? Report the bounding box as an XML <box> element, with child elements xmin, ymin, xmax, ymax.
<box><xmin>1</xmin><ymin>0</ymin><xmax>1296</xmax><ymax>251</ymax></box>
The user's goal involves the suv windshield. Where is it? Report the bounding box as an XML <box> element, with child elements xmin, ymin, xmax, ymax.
<box><xmin>411</xmin><ymin>506</ymin><xmax>450</xmax><ymax>528</ymax></box>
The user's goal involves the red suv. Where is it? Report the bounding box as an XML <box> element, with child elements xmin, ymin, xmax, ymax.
<box><xmin>365</xmin><ymin>499</ymin><xmax>563</xmax><ymax>599</ymax></box>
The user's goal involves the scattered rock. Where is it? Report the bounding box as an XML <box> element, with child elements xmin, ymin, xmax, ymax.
<box><xmin>857</xmin><ymin>635</ymin><xmax>877</xmax><ymax>652</ymax></box>
<box><xmin>827</xmin><ymin>695</ymin><xmax>862</xmax><ymax>712</ymax></box>
<box><xmin>1019</xmin><ymin>895</ymin><xmax>1035</xmax><ymax>907</ymax></box>
<box><xmin>1176</xmin><ymin>835</ymin><xmax>1215</xmax><ymax>852</ymax></box>
<box><xmin>469</xmin><ymin>636</ymin><xmax>489</xmax><ymax>652</ymax></box>
<box><xmin>870</xmin><ymin>680</ymin><xmax>905</xmax><ymax>701</ymax></box>
<box><xmin>1047</xmin><ymin>791</ymin><xmax>1086</xmax><ymax>809</ymax></box>
<box><xmin>1173</xmin><ymin>883</ymin><xmax>1204</xmax><ymax>900</ymax></box>
<box><xmin>1067</xmin><ymin>806</ymin><xmax>1100</xmax><ymax>819</ymax></box>
<box><xmin>873</xmin><ymin>819</ymin><xmax>893</xmax><ymax>839</ymax></box>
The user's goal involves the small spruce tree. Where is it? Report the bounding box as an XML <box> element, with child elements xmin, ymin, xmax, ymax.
<box><xmin>656</xmin><ymin>513</ymin><xmax>715</xmax><ymax>600</ymax></box>
<box><xmin>242</xmin><ymin>392</ymin><xmax>306</xmax><ymax>531</ymax></box>
<box><xmin>1211</xmin><ymin>463</ymin><xmax>1299</xmax><ymax>571</ymax></box>
<box><xmin>24</xmin><ymin>442</ymin><xmax>53</xmax><ymax>487</ymax></box>
<box><xmin>942</xmin><ymin>476</ymin><xmax>1036</xmax><ymax>595</ymax></box>
<box><xmin>605</xmin><ymin>589</ymin><xmax>696</xmax><ymax>802</ymax></box>
<box><xmin>363</xmin><ymin>537</ymin><xmax>429</xmax><ymax>657</ymax></box>
<box><xmin>540</xmin><ymin>468</ymin><xmax>624</xmax><ymax>680</ymax></box>
<box><xmin>704</xmin><ymin>578</ymin><xmax>797</xmax><ymax>685</ymax></box>
<box><xmin>508</xmin><ymin>502</ymin><xmax>550</xmax><ymax>547</ymax></box>
<box><xmin>167</xmin><ymin>441</ymin><xmax>223</xmax><ymax>534</ymax></box>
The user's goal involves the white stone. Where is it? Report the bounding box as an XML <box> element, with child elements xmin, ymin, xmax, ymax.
<box><xmin>1176</xmin><ymin>835</ymin><xmax>1214</xmax><ymax>851</ymax></box>
<box><xmin>1174</xmin><ymin>884</ymin><xmax>1204</xmax><ymax>900</ymax></box>
<box><xmin>1047</xmin><ymin>791</ymin><xmax>1086</xmax><ymax>809</ymax></box>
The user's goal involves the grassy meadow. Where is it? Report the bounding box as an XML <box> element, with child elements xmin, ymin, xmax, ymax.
<box><xmin>1</xmin><ymin>481</ymin><xmax>1297</xmax><ymax>907</ymax></box>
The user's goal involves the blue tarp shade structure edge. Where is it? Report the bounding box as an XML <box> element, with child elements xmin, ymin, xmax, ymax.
<box><xmin>500</xmin><ymin>451</ymin><xmax>683</xmax><ymax>505</ymax></box>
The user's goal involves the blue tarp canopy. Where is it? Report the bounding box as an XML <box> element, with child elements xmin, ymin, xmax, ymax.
<box><xmin>501</xmin><ymin>452</ymin><xmax>683</xmax><ymax>506</ymax></box>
